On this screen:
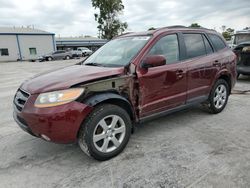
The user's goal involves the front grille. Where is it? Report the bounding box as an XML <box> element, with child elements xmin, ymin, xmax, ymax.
<box><xmin>14</xmin><ymin>89</ymin><xmax>30</xmax><ymax>112</ymax></box>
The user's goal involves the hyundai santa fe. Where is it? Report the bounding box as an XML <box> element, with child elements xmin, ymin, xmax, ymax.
<box><xmin>13</xmin><ymin>26</ymin><xmax>237</xmax><ymax>160</ymax></box>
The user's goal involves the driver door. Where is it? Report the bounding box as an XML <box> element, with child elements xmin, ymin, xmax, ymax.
<box><xmin>136</xmin><ymin>34</ymin><xmax>187</xmax><ymax>118</ymax></box>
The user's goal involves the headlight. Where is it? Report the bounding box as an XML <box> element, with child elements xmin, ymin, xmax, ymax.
<box><xmin>34</xmin><ymin>88</ymin><xmax>84</xmax><ymax>108</ymax></box>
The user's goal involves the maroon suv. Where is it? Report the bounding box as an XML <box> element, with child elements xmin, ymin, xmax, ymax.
<box><xmin>13</xmin><ymin>26</ymin><xmax>236</xmax><ymax>160</ymax></box>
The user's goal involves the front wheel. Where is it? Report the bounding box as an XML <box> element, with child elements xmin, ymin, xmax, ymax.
<box><xmin>206</xmin><ymin>79</ymin><xmax>229</xmax><ymax>114</ymax></box>
<box><xmin>237</xmin><ymin>73</ymin><xmax>241</xmax><ymax>79</ymax></box>
<box><xmin>65</xmin><ymin>55</ymin><xmax>70</xmax><ymax>60</ymax></box>
<box><xmin>47</xmin><ymin>57</ymin><xmax>53</xmax><ymax>61</ymax></box>
<box><xmin>78</xmin><ymin>104</ymin><xmax>132</xmax><ymax>161</ymax></box>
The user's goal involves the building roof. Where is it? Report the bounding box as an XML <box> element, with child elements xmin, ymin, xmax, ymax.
<box><xmin>56</xmin><ymin>37</ymin><xmax>108</xmax><ymax>47</ymax></box>
<box><xmin>56</xmin><ymin>37</ymin><xmax>107</xmax><ymax>42</ymax></box>
<box><xmin>0</xmin><ymin>27</ymin><xmax>54</xmax><ymax>35</ymax></box>
<box><xmin>235</xmin><ymin>29</ymin><xmax>250</xmax><ymax>35</ymax></box>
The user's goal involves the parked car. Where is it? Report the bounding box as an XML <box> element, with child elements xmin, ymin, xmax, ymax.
<box><xmin>13</xmin><ymin>26</ymin><xmax>236</xmax><ymax>161</ymax></box>
<box><xmin>39</xmin><ymin>50</ymin><xmax>73</xmax><ymax>61</ymax></box>
<box><xmin>231</xmin><ymin>30</ymin><xmax>250</xmax><ymax>78</ymax></box>
<box><xmin>231</xmin><ymin>29</ymin><xmax>250</xmax><ymax>49</ymax></box>
<box><xmin>77</xmin><ymin>47</ymin><xmax>93</xmax><ymax>56</ymax></box>
<box><xmin>71</xmin><ymin>50</ymin><xmax>82</xmax><ymax>58</ymax></box>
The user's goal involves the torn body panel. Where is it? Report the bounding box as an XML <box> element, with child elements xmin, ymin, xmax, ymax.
<box><xmin>78</xmin><ymin>75</ymin><xmax>140</xmax><ymax>122</ymax></box>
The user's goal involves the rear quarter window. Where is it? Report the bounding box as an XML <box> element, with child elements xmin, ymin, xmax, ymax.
<box><xmin>202</xmin><ymin>35</ymin><xmax>214</xmax><ymax>54</ymax></box>
<box><xmin>208</xmin><ymin>34</ymin><xmax>226</xmax><ymax>51</ymax></box>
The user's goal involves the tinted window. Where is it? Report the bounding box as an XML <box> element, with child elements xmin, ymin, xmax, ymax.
<box><xmin>203</xmin><ymin>35</ymin><xmax>213</xmax><ymax>54</ymax></box>
<box><xmin>183</xmin><ymin>34</ymin><xmax>206</xmax><ymax>58</ymax></box>
<box><xmin>149</xmin><ymin>34</ymin><xmax>179</xmax><ymax>64</ymax></box>
<box><xmin>29</xmin><ymin>48</ymin><xmax>37</xmax><ymax>55</ymax></box>
<box><xmin>0</xmin><ymin>48</ymin><xmax>9</xmax><ymax>56</ymax></box>
<box><xmin>208</xmin><ymin>34</ymin><xmax>226</xmax><ymax>51</ymax></box>
<box><xmin>55</xmin><ymin>51</ymin><xmax>65</xmax><ymax>54</ymax></box>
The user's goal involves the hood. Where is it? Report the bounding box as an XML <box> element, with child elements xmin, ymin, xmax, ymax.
<box><xmin>234</xmin><ymin>42</ymin><xmax>250</xmax><ymax>50</ymax></box>
<box><xmin>21</xmin><ymin>65</ymin><xmax>125</xmax><ymax>94</ymax></box>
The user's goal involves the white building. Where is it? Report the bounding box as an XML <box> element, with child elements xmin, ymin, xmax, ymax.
<box><xmin>0</xmin><ymin>27</ymin><xmax>56</xmax><ymax>62</ymax></box>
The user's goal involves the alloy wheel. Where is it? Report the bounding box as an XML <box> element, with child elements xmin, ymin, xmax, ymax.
<box><xmin>93</xmin><ymin>115</ymin><xmax>126</xmax><ymax>153</ymax></box>
<box><xmin>213</xmin><ymin>84</ymin><xmax>227</xmax><ymax>109</ymax></box>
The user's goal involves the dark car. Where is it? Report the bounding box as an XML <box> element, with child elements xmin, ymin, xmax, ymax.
<box><xmin>230</xmin><ymin>30</ymin><xmax>250</xmax><ymax>78</ymax></box>
<box><xmin>233</xmin><ymin>43</ymin><xmax>250</xmax><ymax>78</ymax></box>
<box><xmin>39</xmin><ymin>50</ymin><xmax>73</xmax><ymax>61</ymax></box>
<box><xmin>13</xmin><ymin>26</ymin><xmax>236</xmax><ymax>161</ymax></box>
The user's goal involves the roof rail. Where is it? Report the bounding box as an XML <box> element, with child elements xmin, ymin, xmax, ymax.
<box><xmin>156</xmin><ymin>25</ymin><xmax>216</xmax><ymax>32</ymax></box>
<box><xmin>112</xmin><ymin>32</ymin><xmax>134</xmax><ymax>39</ymax></box>
<box><xmin>156</xmin><ymin>25</ymin><xmax>187</xmax><ymax>30</ymax></box>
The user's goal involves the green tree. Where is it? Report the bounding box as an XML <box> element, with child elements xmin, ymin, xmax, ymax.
<box><xmin>222</xmin><ymin>28</ymin><xmax>234</xmax><ymax>40</ymax></box>
<box><xmin>226</xmin><ymin>28</ymin><xmax>234</xmax><ymax>34</ymax></box>
<box><xmin>222</xmin><ymin>32</ymin><xmax>231</xmax><ymax>40</ymax></box>
<box><xmin>92</xmin><ymin>0</ymin><xmax>128</xmax><ymax>39</ymax></box>
<box><xmin>148</xmin><ymin>27</ymin><xmax>156</xmax><ymax>31</ymax></box>
<box><xmin>189</xmin><ymin>23</ymin><xmax>201</xmax><ymax>28</ymax></box>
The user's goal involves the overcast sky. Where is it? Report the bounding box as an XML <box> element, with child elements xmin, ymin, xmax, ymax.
<box><xmin>0</xmin><ymin>0</ymin><xmax>249</xmax><ymax>37</ymax></box>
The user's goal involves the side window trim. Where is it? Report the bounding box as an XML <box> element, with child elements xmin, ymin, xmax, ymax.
<box><xmin>177</xmin><ymin>32</ymin><xmax>186</xmax><ymax>61</ymax></box>
<box><xmin>202</xmin><ymin>34</ymin><xmax>214</xmax><ymax>55</ymax></box>
<box><xmin>204</xmin><ymin>33</ymin><xmax>216</xmax><ymax>52</ymax></box>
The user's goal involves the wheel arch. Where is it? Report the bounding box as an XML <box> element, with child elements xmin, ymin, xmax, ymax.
<box><xmin>82</xmin><ymin>92</ymin><xmax>135</xmax><ymax>122</ymax></box>
<box><xmin>217</xmin><ymin>74</ymin><xmax>232</xmax><ymax>94</ymax></box>
<box><xmin>77</xmin><ymin>92</ymin><xmax>135</xmax><ymax>139</ymax></box>
<box><xmin>214</xmin><ymin>71</ymin><xmax>232</xmax><ymax>94</ymax></box>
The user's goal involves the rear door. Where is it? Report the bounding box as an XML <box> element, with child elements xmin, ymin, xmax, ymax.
<box><xmin>53</xmin><ymin>51</ymin><xmax>65</xmax><ymax>60</ymax></box>
<box><xmin>182</xmin><ymin>33</ymin><xmax>218</xmax><ymax>102</ymax></box>
<box><xmin>137</xmin><ymin>33</ymin><xmax>188</xmax><ymax>118</ymax></box>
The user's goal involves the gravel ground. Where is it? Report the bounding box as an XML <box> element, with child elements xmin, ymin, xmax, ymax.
<box><xmin>0</xmin><ymin>60</ymin><xmax>250</xmax><ymax>188</ymax></box>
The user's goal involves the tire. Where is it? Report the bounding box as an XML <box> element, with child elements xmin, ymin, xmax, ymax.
<box><xmin>65</xmin><ymin>56</ymin><xmax>70</xmax><ymax>60</ymax></box>
<box><xmin>237</xmin><ymin>73</ymin><xmax>241</xmax><ymax>79</ymax></box>
<box><xmin>47</xmin><ymin>57</ymin><xmax>53</xmax><ymax>61</ymax></box>
<box><xmin>206</xmin><ymin>79</ymin><xmax>229</xmax><ymax>114</ymax></box>
<box><xmin>78</xmin><ymin>104</ymin><xmax>132</xmax><ymax>161</ymax></box>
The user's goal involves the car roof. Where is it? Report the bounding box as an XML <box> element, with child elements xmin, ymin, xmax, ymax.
<box><xmin>118</xmin><ymin>25</ymin><xmax>218</xmax><ymax>38</ymax></box>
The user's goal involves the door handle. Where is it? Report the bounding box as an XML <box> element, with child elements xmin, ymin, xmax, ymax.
<box><xmin>176</xmin><ymin>69</ymin><xmax>184</xmax><ymax>78</ymax></box>
<box><xmin>213</xmin><ymin>60</ymin><xmax>220</xmax><ymax>66</ymax></box>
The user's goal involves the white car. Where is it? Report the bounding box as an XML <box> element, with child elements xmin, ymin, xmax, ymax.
<box><xmin>77</xmin><ymin>47</ymin><xmax>93</xmax><ymax>57</ymax></box>
<box><xmin>71</xmin><ymin>50</ymin><xmax>82</xmax><ymax>58</ymax></box>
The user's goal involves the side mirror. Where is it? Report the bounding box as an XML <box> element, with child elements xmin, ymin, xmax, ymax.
<box><xmin>141</xmin><ymin>55</ymin><xmax>166</xmax><ymax>69</ymax></box>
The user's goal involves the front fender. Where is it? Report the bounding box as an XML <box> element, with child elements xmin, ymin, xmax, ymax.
<box><xmin>81</xmin><ymin>92</ymin><xmax>135</xmax><ymax>122</ymax></box>
<box><xmin>83</xmin><ymin>92</ymin><xmax>131</xmax><ymax>107</ymax></box>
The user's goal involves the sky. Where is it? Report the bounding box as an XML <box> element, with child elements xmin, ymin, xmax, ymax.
<box><xmin>0</xmin><ymin>0</ymin><xmax>249</xmax><ymax>37</ymax></box>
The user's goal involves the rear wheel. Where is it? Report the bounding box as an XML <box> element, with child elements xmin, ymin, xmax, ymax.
<box><xmin>47</xmin><ymin>57</ymin><xmax>53</xmax><ymax>61</ymax></box>
<box><xmin>237</xmin><ymin>73</ymin><xmax>241</xmax><ymax>79</ymax></box>
<box><xmin>78</xmin><ymin>104</ymin><xmax>132</xmax><ymax>161</ymax></box>
<box><xmin>206</xmin><ymin>79</ymin><xmax>229</xmax><ymax>114</ymax></box>
<box><xmin>65</xmin><ymin>55</ymin><xmax>70</xmax><ymax>60</ymax></box>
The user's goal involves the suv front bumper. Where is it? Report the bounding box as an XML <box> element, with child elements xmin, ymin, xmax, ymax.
<box><xmin>13</xmin><ymin>93</ymin><xmax>93</xmax><ymax>143</ymax></box>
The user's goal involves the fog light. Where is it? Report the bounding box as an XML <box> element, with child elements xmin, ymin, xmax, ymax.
<box><xmin>41</xmin><ymin>134</ymin><xmax>50</xmax><ymax>141</ymax></box>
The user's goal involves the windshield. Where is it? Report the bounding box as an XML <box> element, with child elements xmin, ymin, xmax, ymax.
<box><xmin>234</xmin><ymin>34</ymin><xmax>250</xmax><ymax>45</ymax></box>
<box><xmin>83</xmin><ymin>36</ymin><xmax>151</xmax><ymax>67</ymax></box>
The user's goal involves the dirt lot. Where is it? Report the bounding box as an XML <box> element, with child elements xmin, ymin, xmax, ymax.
<box><xmin>0</xmin><ymin>60</ymin><xmax>250</xmax><ymax>188</ymax></box>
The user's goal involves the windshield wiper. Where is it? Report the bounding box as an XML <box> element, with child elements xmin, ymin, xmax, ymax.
<box><xmin>84</xmin><ymin>62</ymin><xmax>103</xmax><ymax>67</ymax></box>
